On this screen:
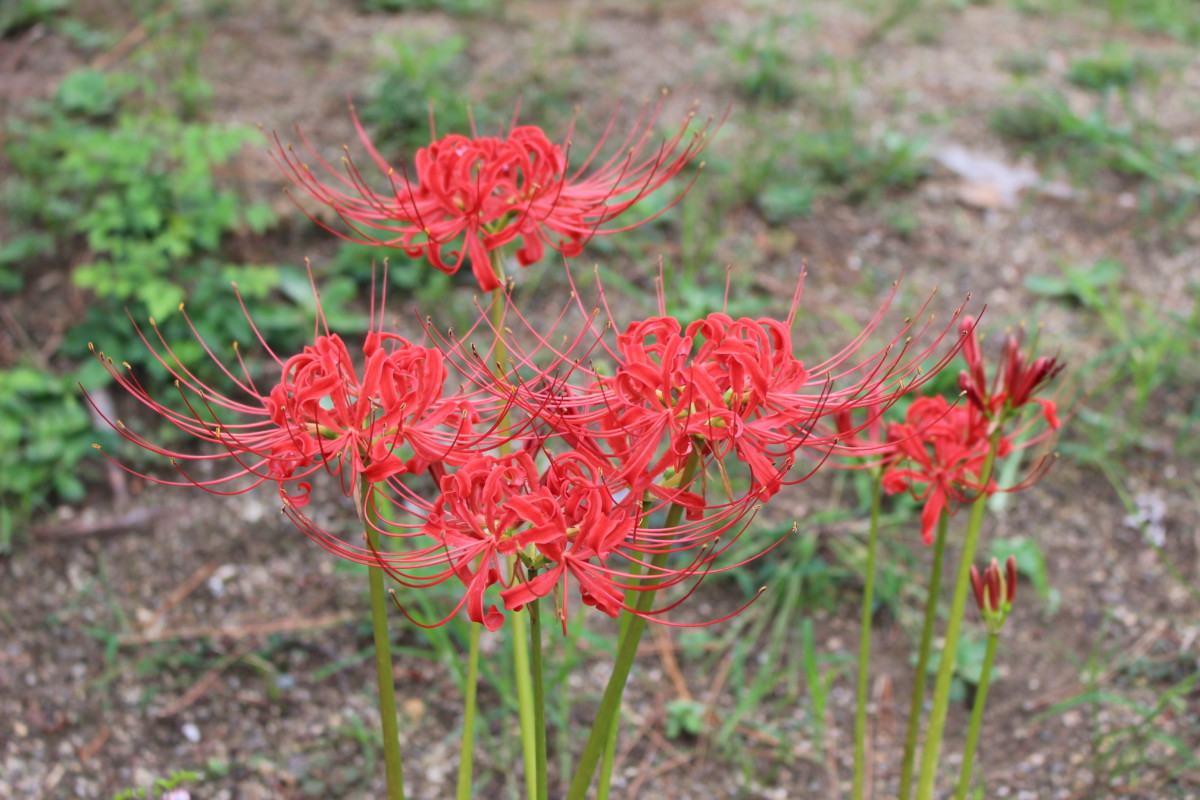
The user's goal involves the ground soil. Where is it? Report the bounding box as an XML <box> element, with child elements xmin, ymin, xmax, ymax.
<box><xmin>2</xmin><ymin>1</ymin><xmax>1199</xmax><ymax>799</ymax></box>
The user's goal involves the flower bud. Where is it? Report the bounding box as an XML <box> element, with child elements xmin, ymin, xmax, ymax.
<box><xmin>970</xmin><ymin>555</ymin><xmax>1016</xmax><ymax>634</ymax></box>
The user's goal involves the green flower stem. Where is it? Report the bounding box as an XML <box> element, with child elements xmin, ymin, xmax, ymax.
<box><xmin>564</xmin><ymin>556</ymin><xmax>665</xmax><ymax>800</ymax></box>
<box><xmin>914</xmin><ymin>432</ymin><xmax>1003</xmax><ymax>800</ymax></box>
<box><xmin>852</xmin><ymin>469</ymin><xmax>885</xmax><ymax>800</ymax></box>
<box><xmin>597</xmin><ymin>538</ymin><xmax>648</xmax><ymax>800</ymax></box>
<box><xmin>530</xmin><ymin>592</ymin><xmax>549</xmax><ymax>800</ymax></box>
<box><xmin>512</xmin><ymin>596</ymin><xmax>538</xmax><ymax>800</ymax></box>
<box><xmin>455</xmin><ymin>624</ymin><xmax>481</xmax><ymax>800</ymax></box>
<box><xmin>596</xmin><ymin>696</ymin><xmax>621</xmax><ymax>800</ymax></box>
<box><xmin>567</xmin><ymin>460</ymin><xmax>698</xmax><ymax>800</ymax></box>
<box><xmin>482</xmin><ymin>249</ymin><xmax>539</xmax><ymax>800</ymax></box>
<box><xmin>364</xmin><ymin>488</ymin><xmax>406</xmax><ymax>800</ymax></box>
<box><xmin>955</xmin><ymin>631</ymin><xmax>999</xmax><ymax>800</ymax></box>
<box><xmin>898</xmin><ymin>513</ymin><xmax>950</xmax><ymax>800</ymax></box>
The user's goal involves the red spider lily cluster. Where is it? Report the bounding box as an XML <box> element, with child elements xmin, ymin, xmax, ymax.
<box><xmin>880</xmin><ymin>317</ymin><xmax>1064</xmax><ymax>544</ymax></box>
<box><xmin>90</xmin><ymin>267</ymin><xmax>977</xmax><ymax>631</ymax></box>
<box><xmin>89</xmin><ymin>104</ymin><xmax>1064</xmax><ymax>633</ymax></box>
<box><xmin>273</xmin><ymin>97</ymin><xmax>717</xmax><ymax>292</ymax></box>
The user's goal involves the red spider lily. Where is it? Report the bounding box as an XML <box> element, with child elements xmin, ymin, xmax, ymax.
<box><xmin>958</xmin><ymin>317</ymin><xmax>1064</xmax><ymax>427</ymax></box>
<box><xmin>430</xmin><ymin>267</ymin><xmax>972</xmax><ymax>519</ymax></box>
<box><xmin>271</xmin><ymin>97</ymin><xmax>718</xmax><ymax>291</ymax></box>
<box><xmin>882</xmin><ymin>396</ymin><xmax>1002</xmax><ymax>544</ymax></box>
<box><xmin>87</xmin><ymin>274</ymin><xmax>491</xmax><ymax>508</ymax></box>
<box><xmin>332</xmin><ymin>445</ymin><xmax>767</xmax><ymax>631</ymax></box>
<box><xmin>580</xmin><ymin>313</ymin><xmax>813</xmax><ymax>500</ymax></box>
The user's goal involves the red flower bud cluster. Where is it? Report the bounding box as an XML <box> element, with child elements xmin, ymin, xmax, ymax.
<box><xmin>958</xmin><ymin>317</ymin><xmax>1064</xmax><ymax>427</ymax></box>
<box><xmin>971</xmin><ymin>556</ymin><xmax>1017</xmax><ymax>633</ymax></box>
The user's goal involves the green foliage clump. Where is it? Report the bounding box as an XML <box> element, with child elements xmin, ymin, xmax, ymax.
<box><xmin>357</xmin><ymin>34</ymin><xmax>479</xmax><ymax>157</ymax></box>
<box><xmin>0</xmin><ymin>64</ymin><xmax>338</xmax><ymax>544</ymax></box>
<box><xmin>112</xmin><ymin>770</ymin><xmax>198</xmax><ymax>800</ymax></box>
<box><xmin>360</xmin><ymin>0</ymin><xmax>498</xmax><ymax>15</ymax></box>
<box><xmin>0</xmin><ymin>367</ymin><xmax>100</xmax><ymax>553</ymax></box>
<box><xmin>5</xmin><ymin>68</ymin><xmax>274</xmax><ymax>320</ymax></box>
<box><xmin>0</xmin><ymin>0</ymin><xmax>66</xmax><ymax>38</ymax></box>
<box><xmin>1067</xmin><ymin>46</ymin><xmax>1149</xmax><ymax>93</ymax></box>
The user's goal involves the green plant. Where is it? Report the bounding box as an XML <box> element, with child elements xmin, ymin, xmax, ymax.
<box><xmin>665</xmin><ymin>698</ymin><xmax>706</xmax><ymax>739</ymax></box>
<box><xmin>717</xmin><ymin>7</ymin><xmax>810</xmax><ymax>105</ymax></box>
<box><xmin>1067</xmin><ymin>45</ymin><xmax>1150</xmax><ymax>93</ymax></box>
<box><xmin>0</xmin><ymin>367</ymin><xmax>102</xmax><ymax>553</ymax></box>
<box><xmin>1042</xmin><ymin>627</ymin><xmax>1200</xmax><ymax>796</ymax></box>
<box><xmin>360</xmin><ymin>0</ymin><xmax>498</xmax><ymax>14</ymax></box>
<box><xmin>0</xmin><ymin>0</ymin><xmax>66</xmax><ymax>37</ymax></box>
<box><xmin>1105</xmin><ymin>0</ymin><xmax>1200</xmax><ymax>43</ymax></box>
<box><xmin>989</xmin><ymin>89</ymin><xmax>1200</xmax><ymax>219</ymax></box>
<box><xmin>5</xmin><ymin>68</ymin><xmax>275</xmax><ymax>317</ymax></box>
<box><xmin>112</xmin><ymin>770</ymin><xmax>199</xmax><ymax>800</ymax></box>
<box><xmin>357</xmin><ymin>34</ymin><xmax>478</xmax><ymax>158</ymax></box>
<box><xmin>1028</xmin><ymin>260</ymin><xmax>1198</xmax><ymax>447</ymax></box>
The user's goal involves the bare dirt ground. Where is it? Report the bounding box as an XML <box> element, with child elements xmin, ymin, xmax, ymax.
<box><xmin>2</xmin><ymin>1</ymin><xmax>1198</xmax><ymax>798</ymax></box>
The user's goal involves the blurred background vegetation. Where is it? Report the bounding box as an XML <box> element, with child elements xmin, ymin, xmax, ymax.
<box><xmin>1</xmin><ymin>0</ymin><xmax>1198</xmax><ymax>797</ymax></box>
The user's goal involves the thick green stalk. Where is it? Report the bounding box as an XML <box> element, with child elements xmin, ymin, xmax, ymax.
<box><xmin>955</xmin><ymin>632</ymin><xmax>999</xmax><ymax>800</ymax></box>
<box><xmin>512</xmin><ymin>603</ymin><xmax>538</xmax><ymax>800</ymax></box>
<box><xmin>567</xmin><ymin>461</ymin><xmax>697</xmax><ymax>800</ymax></box>
<box><xmin>596</xmin><ymin>539</ymin><xmax>648</xmax><ymax>800</ymax></box>
<box><xmin>530</xmin><ymin>594</ymin><xmax>549</xmax><ymax>800</ymax></box>
<box><xmin>364</xmin><ymin>488</ymin><xmax>406</xmax><ymax>800</ymax></box>
<box><xmin>482</xmin><ymin>249</ymin><xmax>539</xmax><ymax>800</ymax></box>
<box><xmin>898</xmin><ymin>513</ymin><xmax>950</xmax><ymax>800</ymax></box>
<box><xmin>914</xmin><ymin>434</ymin><xmax>1002</xmax><ymax>800</ymax></box>
<box><xmin>564</xmin><ymin>557</ymin><xmax>665</xmax><ymax>800</ymax></box>
<box><xmin>455</xmin><ymin>624</ymin><xmax>482</xmax><ymax>800</ymax></box>
<box><xmin>852</xmin><ymin>469</ymin><xmax>885</xmax><ymax>800</ymax></box>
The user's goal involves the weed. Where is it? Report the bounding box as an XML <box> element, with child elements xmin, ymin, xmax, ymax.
<box><xmin>0</xmin><ymin>0</ymin><xmax>66</xmax><ymax>38</ymax></box>
<box><xmin>0</xmin><ymin>367</ymin><xmax>104</xmax><ymax>553</ymax></box>
<box><xmin>990</xmin><ymin>89</ymin><xmax>1200</xmax><ymax>219</ymax></box>
<box><xmin>717</xmin><ymin>6</ymin><xmax>810</xmax><ymax>105</ymax></box>
<box><xmin>1067</xmin><ymin>45</ymin><xmax>1151</xmax><ymax>94</ymax></box>
<box><xmin>358</xmin><ymin>33</ymin><xmax>478</xmax><ymax>157</ymax></box>
<box><xmin>360</xmin><ymin>0</ymin><xmax>499</xmax><ymax>15</ymax></box>
<box><xmin>665</xmin><ymin>698</ymin><xmax>706</xmax><ymax>739</ymax></box>
<box><xmin>1028</xmin><ymin>260</ymin><xmax>1199</xmax><ymax>450</ymax></box>
<box><xmin>112</xmin><ymin>770</ymin><xmax>199</xmax><ymax>800</ymax></box>
<box><xmin>5</xmin><ymin>67</ymin><xmax>274</xmax><ymax>318</ymax></box>
<box><xmin>998</xmin><ymin>50</ymin><xmax>1049</xmax><ymax>78</ymax></box>
<box><xmin>1042</xmin><ymin>624</ymin><xmax>1200</xmax><ymax>797</ymax></box>
<box><xmin>1105</xmin><ymin>0</ymin><xmax>1200</xmax><ymax>44</ymax></box>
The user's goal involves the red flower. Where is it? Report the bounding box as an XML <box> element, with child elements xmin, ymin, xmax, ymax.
<box><xmin>367</xmin><ymin>448</ymin><xmax>758</xmax><ymax>631</ymax></box>
<box><xmin>958</xmin><ymin>317</ymin><xmax>1064</xmax><ymax>427</ymax></box>
<box><xmin>88</xmin><ymin>282</ymin><xmax>484</xmax><ymax>508</ymax></box>
<box><xmin>882</xmin><ymin>397</ymin><xmax>999</xmax><ymax>544</ymax></box>
<box><xmin>272</xmin><ymin>98</ymin><xmax>718</xmax><ymax>291</ymax></box>
<box><xmin>578</xmin><ymin>313</ymin><xmax>811</xmax><ymax>500</ymax></box>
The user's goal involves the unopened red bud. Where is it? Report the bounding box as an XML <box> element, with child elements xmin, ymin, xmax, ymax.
<box><xmin>985</xmin><ymin>559</ymin><xmax>1003</xmax><ymax>614</ymax></box>
<box><xmin>970</xmin><ymin>563</ymin><xmax>985</xmax><ymax>610</ymax></box>
<box><xmin>1005</xmin><ymin>555</ymin><xmax>1017</xmax><ymax>605</ymax></box>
